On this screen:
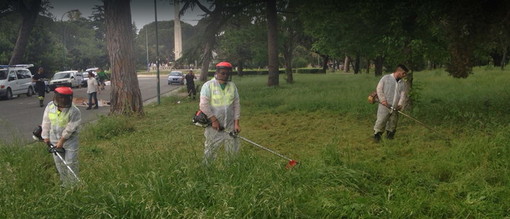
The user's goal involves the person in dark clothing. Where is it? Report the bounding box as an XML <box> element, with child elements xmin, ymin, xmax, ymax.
<box><xmin>96</xmin><ymin>68</ymin><xmax>108</xmax><ymax>90</ymax></box>
<box><xmin>32</xmin><ymin>67</ymin><xmax>48</xmax><ymax>107</ymax></box>
<box><xmin>184</xmin><ymin>70</ymin><xmax>197</xmax><ymax>99</ymax></box>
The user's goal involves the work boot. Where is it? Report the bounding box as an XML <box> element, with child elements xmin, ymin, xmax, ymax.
<box><xmin>386</xmin><ymin>131</ymin><xmax>396</xmax><ymax>139</ymax></box>
<box><xmin>373</xmin><ymin>132</ymin><xmax>383</xmax><ymax>143</ymax></box>
<box><xmin>39</xmin><ymin>100</ymin><xmax>44</xmax><ymax>107</ymax></box>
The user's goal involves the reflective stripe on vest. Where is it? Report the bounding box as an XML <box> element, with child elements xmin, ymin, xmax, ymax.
<box><xmin>48</xmin><ymin>104</ymin><xmax>69</xmax><ymax>126</ymax></box>
<box><xmin>210</xmin><ymin>83</ymin><xmax>235</xmax><ymax>107</ymax></box>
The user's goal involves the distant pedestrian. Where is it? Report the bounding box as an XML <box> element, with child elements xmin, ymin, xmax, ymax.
<box><xmin>199</xmin><ymin>62</ymin><xmax>241</xmax><ymax>165</ymax></box>
<box><xmin>184</xmin><ymin>70</ymin><xmax>197</xmax><ymax>99</ymax></box>
<box><xmin>96</xmin><ymin>68</ymin><xmax>108</xmax><ymax>90</ymax></box>
<box><xmin>373</xmin><ymin>64</ymin><xmax>409</xmax><ymax>142</ymax></box>
<box><xmin>86</xmin><ymin>72</ymin><xmax>100</xmax><ymax>110</ymax></box>
<box><xmin>32</xmin><ymin>67</ymin><xmax>48</xmax><ymax>107</ymax></box>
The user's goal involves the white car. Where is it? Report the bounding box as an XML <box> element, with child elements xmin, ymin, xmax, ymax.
<box><xmin>0</xmin><ymin>64</ymin><xmax>35</xmax><ymax>99</ymax></box>
<box><xmin>49</xmin><ymin>70</ymin><xmax>83</xmax><ymax>90</ymax></box>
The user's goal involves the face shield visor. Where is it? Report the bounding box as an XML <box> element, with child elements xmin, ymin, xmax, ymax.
<box><xmin>53</xmin><ymin>87</ymin><xmax>73</xmax><ymax>108</ymax></box>
<box><xmin>215</xmin><ymin>62</ymin><xmax>233</xmax><ymax>82</ymax></box>
<box><xmin>215</xmin><ymin>68</ymin><xmax>233</xmax><ymax>81</ymax></box>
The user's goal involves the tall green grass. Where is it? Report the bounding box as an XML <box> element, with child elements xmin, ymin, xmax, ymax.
<box><xmin>1</xmin><ymin>68</ymin><xmax>509</xmax><ymax>218</ymax></box>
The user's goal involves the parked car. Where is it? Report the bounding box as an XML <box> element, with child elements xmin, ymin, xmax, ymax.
<box><xmin>167</xmin><ymin>71</ymin><xmax>184</xmax><ymax>85</ymax></box>
<box><xmin>0</xmin><ymin>64</ymin><xmax>35</xmax><ymax>99</ymax></box>
<box><xmin>81</xmin><ymin>67</ymin><xmax>98</xmax><ymax>87</ymax></box>
<box><xmin>49</xmin><ymin>70</ymin><xmax>83</xmax><ymax>90</ymax></box>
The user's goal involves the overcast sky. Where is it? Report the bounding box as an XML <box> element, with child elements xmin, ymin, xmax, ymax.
<box><xmin>48</xmin><ymin>0</ymin><xmax>206</xmax><ymax>29</ymax></box>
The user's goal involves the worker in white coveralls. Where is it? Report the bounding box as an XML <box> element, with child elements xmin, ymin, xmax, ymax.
<box><xmin>41</xmin><ymin>86</ymin><xmax>81</xmax><ymax>186</ymax></box>
<box><xmin>199</xmin><ymin>61</ymin><xmax>241</xmax><ymax>164</ymax></box>
<box><xmin>373</xmin><ymin>64</ymin><xmax>409</xmax><ymax>142</ymax></box>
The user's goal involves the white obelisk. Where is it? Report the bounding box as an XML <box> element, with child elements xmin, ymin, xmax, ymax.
<box><xmin>174</xmin><ymin>0</ymin><xmax>182</xmax><ymax>61</ymax></box>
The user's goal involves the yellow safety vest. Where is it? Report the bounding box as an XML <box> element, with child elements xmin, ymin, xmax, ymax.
<box><xmin>210</xmin><ymin>83</ymin><xmax>235</xmax><ymax>107</ymax></box>
<box><xmin>48</xmin><ymin>104</ymin><xmax>69</xmax><ymax>127</ymax></box>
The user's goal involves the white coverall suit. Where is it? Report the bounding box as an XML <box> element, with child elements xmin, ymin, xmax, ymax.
<box><xmin>199</xmin><ymin>78</ymin><xmax>240</xmax><ymax>164</ymax></box>
<box><xmin>373</xmin><ymin>74</ymin><xmax>408</xmax><ymax>134</ymax></box>
<box><xmin>41</xmin><ymin>101</ymin><xmax>81</xmax><ymax>186</ymax></box>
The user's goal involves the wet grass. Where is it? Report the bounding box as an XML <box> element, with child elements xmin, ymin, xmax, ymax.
<box><xmin>1</xmin><ymin>67</ymin><xmax>509</xmax><ymax>218</ymax></box>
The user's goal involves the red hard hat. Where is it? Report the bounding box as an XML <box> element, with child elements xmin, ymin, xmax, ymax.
<box><xmin>55</xmin><ymin>86</ymin><xmax>73</xmax><ymax>95</ymax></box>
<box><xmin>215</xmin><ymin>61</ymin><xmax>233</xmax><ymax>69</ymax></box>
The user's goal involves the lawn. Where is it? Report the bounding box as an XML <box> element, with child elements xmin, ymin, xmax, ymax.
<box><xmin>1</xmin><ymin>67</ymin><xmax>509</xmax><ymax>218</ymax></box>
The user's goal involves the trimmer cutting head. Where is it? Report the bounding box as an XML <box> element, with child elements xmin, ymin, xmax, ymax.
<box><xmin>285</xmin><ymin>160</ymin><xmax>298</xmax><ymax>169</ymax></box>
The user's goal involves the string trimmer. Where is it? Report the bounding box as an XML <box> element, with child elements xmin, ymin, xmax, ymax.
<box><xmin>229</xmin><ymin>132</ymin><xmax>298</xmax><ymax>169</ymax></box>
<box><xmin>191</xmin><ymin>111</ymin><xmax>299</xmax><ymax>168</ymax></box>
<box><xmin>32</xmin><ymin>125</ymin><xmax>80</xmax><ymax>181</ymax></box>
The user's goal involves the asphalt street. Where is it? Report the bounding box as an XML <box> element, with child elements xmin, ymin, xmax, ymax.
<box><xmin>0</xmin><ymin>74</ymin><xmax>182</xmax><ymax>145</ymax></box>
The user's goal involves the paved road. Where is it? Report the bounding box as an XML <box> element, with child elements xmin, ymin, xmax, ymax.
<box><xmin>0</xmin><ymin>74</ymin><xmax>182</xmax><ymax>145</ymax></box>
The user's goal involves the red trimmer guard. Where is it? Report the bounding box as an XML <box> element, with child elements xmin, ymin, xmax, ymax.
<box><xmin>285</xmin><ymin>160</ymin><xmax>298</xmax><ymax>169</ymax></box>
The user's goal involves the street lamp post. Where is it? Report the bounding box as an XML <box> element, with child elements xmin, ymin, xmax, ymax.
<box><xmin>60</xmin><ymin>9</ymin><xmax>78</xmax><ymax>70</ymax></box>
<box><xmin>146</xmin><ymin>28</ymin><xmax>149</xmax><ymax>72</ymax></box>
<box><xmin>154</xmin><ymin>0</ymin><xmax>161</xmax><ymax>105</ymax></box>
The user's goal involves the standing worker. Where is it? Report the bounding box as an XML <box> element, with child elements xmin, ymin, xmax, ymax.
<box><xmin>184</xmin><ymin>69</ymin><xmax>197</xmax><ymax>99</ymax></box>
<box><xmin>373</xmin><ymin>64</ymin><xmax>409</xmax><ymax>142</ymax></box>
<box><xmin>96</xmin><ymin>68</ymin><xmax>108</xmax><ymax>90</ymax></box>
<box><xmin>86</xmin><ymin>72</ymin><xmax>100</xmax><ymax>110</ymax></box>
<box><xmin>32</xmin><ymin>67</ymin><xmax>48</xmax><ymax>107</ymax></box>
<box><xmin>199</xmin><ymin>62</ymin><xmax>241</xmax><ymax>164</ymax></box>
<box><xmin>41</xmin><ymin>87</ymin><xmax>81</xmax><ymax>187</ymax></box>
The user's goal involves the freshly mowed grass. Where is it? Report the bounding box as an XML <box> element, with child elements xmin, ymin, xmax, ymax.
<box><xmin>1</xmin><ymin>67</ymin><xmax>509</xmax><ymax>218</ymax></box>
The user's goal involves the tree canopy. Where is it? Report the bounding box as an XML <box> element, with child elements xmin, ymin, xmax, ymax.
<box><xmin>0</xmin><ymin>0</ymin><xmax>508</xmax><ymax>79</ymax></box>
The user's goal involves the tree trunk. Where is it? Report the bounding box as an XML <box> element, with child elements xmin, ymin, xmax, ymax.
<box><xmin>490</xmin><ymin>51</ymin><xmax>503</xmax><ymax>66</ymax></box>
<box><xmin>354</xmin><ymin>54</ymin><xmax>360</xmax><ymax>74</ymax></box>
<box><xmin>343</xmin><ymin>55</ymin><xmax>350</xmax><ymax>72</ymax></box>
<box><xmin>191</xmin><ymin>1</ymin><xmax>230</xmax><ymax>82</ymax></box>
<box><xmin>366</xmin><ymin>59</ymin><xmax>370</xmax><ymax>74</ymax></box>
<box><xmin>502</xmin><ymin>46</ymin><xmax>507</xmax><ymax>70</ymax></box>
<box><xmin>9</xmin><ymin>0</ymin><xmax>42</xmax><ymax>65</ymax></box>
<box><xmin>285</xmin><ymin>63</ymin><xmax>293</xmax><ymax>83</ymax></box>
<box><xmin>446</xmin><ymin>42</ymin><xmax>472</xmax><ymax>78</ymax></box>
<box><xmin>237</xmin><ymin>61</ymin><xmax>244</xmax><ymax>77</ymax></box>
<box><xmin>266</xmin><ymin>0</ymin><xmax>279</xmax><ymax>86</ymax></box>
<box><xmin>283</xmin><ymin>46</ymin><xmax>293</xmax><ymax>83</ymax></box>
<box><xmin>104</xmin><ymin>0</ymin><xmax>144</xmax><ymax>116</ymax></box>
<box><xmin>200</xmin><ymin>41</ymin><xmax>212</xmax><ymax>81</ymax></box>
<box><xmin>282</xmin><ymin>18</ymin><xmax>295</xmax><ymax>83</ymax></box>
<box><xmin>321</xmin><ymin>54</ymin><xmax>329</xmax><ymax>72</ymax></box>
<box><xmin>374</xmin><ymin>56</ymin><xmax>384</xmax><ymax>76</ymax></box>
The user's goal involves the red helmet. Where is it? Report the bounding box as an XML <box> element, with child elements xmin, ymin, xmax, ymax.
<box><xmin>215</xmin><ymin>61</ymin><xmax>233</xmax><ymax>69</ymax></box>
<box><xmin>54</xmin><ymin>87</ymin><xmax>73</xmax><ymax>108</ymax></box>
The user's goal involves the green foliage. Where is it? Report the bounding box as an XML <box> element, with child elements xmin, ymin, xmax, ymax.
<box><xmin>295</xmin><ymin>68</ymin><xmax>326</xmax><ymax>74</ymax></box>
<box><xmin>295</xmin><ymin>0</ymin><xmax>510</xmax><ymax>77</ymax></box>
<box><xmin>0</xmin><ymin>10</ymin><xmax>107</xmax><ymax>71</ymax></box>
<box><xmin>135</xmin><ymin>21</ymin><xmax>197</xmax><ymax>69</ymax></box>
<box><xmin>217</xmin><ymin>16</ymin><xmax>263</xmax><ymax>68</ymax></box>
<box><xmin>0</xmin><ymin>14</ymin><xmax>20</xmax><ymax>63</ymax></box>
